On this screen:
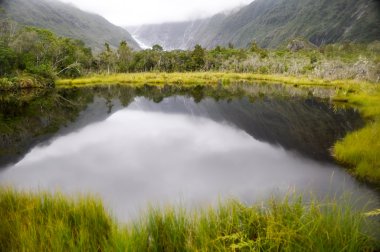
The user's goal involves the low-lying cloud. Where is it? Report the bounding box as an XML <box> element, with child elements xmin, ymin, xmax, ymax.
<box><xmin>59</xmin><ymin>0</ymin><xmax>253</xmax><ymax>26</ymax></box>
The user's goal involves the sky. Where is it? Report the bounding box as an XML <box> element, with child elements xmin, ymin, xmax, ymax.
<box><xmin>59</xmin><ymin>0</ymin><xmax>253</xmax><ymax>26</ymax></box>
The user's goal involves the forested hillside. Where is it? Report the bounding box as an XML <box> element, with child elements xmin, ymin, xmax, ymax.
<box><xmin>1</xmin><ymin>0</ymin><xmax>140</xmax><ymax>51</ymax></box>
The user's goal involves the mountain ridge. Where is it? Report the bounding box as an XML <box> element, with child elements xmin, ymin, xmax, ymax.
<box><xmin>128</xmin><ymin>0</ymin><xmax>380</xmax><ymax>50</ymax></box>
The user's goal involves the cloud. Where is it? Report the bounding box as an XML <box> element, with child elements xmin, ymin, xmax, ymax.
<box><xmin>59</xmin><ymin>0</ymin><xmax>253</xmax><ymax>26</ymax></box>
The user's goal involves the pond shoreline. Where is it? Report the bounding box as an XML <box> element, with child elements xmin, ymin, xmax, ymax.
<box><xmin>2</xmin><ymin>72</ymin><xmax>379</xmax><ymax>183</ymax></box>
<box><xmin>56</xmin><ymin>72</ymin><xmax>380</xmax><ymax>185</ymax></box>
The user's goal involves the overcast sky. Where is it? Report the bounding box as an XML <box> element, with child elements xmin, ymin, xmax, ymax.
<box><xmin>59</xmin><ymin>0</ymin><xmax>253</xmax><ymax>26</ymax></box>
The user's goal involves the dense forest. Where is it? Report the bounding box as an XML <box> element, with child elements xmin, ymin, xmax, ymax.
<box><xmin>0</xmin><ymin>17</ymin><xmax>92</xmax><ymax>88</ymax></box>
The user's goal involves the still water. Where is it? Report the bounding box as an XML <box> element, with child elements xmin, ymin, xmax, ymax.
<box><xmin>0</xmin><ymin>85</ymin><xmax>378</xmax><ymax>220</ymax></box>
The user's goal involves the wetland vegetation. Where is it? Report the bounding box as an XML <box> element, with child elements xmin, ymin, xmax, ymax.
<box><xmin>0</xmin><ymin>189</ymin><xmax>379</xmax><ymax>251</ymax></box>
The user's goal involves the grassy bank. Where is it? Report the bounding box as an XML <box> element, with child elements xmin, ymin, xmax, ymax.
<box><xmin>333</xmin><ymin>83</ymin><xmax>380</xmax><ymax>183</ymax></box>
<box><xmin>0</xmin><ymin>189</ymin><xmax>378</xmax><ymax>251</ymax></box>
<box><xmin>57</xmin><ymin>72</ymin><xmax>380</xmax><ymax>184</ymax></box>
<box><xmin>56</xmin><ymin>72</ymin><xmax>372</xmax><ymax>88</ymax></box>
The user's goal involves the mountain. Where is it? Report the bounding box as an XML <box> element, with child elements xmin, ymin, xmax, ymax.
<box><xmin>1</xmin><ymin>0</ymin><xmax>140</xmax><ymax>51</ymax></box>
<box><xmin>128</xmin><ymin>22</ymin><xmax>194</xmax><ymax>50</ymax></box>
<box><xmin>127</xmin><ymin>14</ymin><xmax>228</xmax><ymax>51</ymax></box>
<box><xmin>128</xmin><ymin>0</ymin><xmax>380</xmax><ymax>50</ymax></box>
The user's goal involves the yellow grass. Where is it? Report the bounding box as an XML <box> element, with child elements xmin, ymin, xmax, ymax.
<box><xmin>56</xmin><ymin>72</ymin><xmax>374</xmax><ymax>88</ymax></box>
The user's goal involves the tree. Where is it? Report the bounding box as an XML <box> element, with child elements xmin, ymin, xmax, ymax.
<box><xmin>191</xmin><ymin>44</ymin><xmax>205</xmax><ymax>71</ymax></box>
<box><xmin>152</xmin><ymin>44</ymin><xmax>163</xmax><ymax>52</ymax></box>
<box><xmin>0</xmin><ymin>42</ymin><xmax>16</xmax><ymax>75</ymax></box>
<box><xmin>249</xmin><ymin>41</ymin><xmax>268</xmax><ymax>58</ymax></box>
<box><xmin>99</xmin><ymin>42</ymin><xmax>116</xmax><ymax>74</ymax></box>
<box><xmin>117</xmin><ymin>40</ymin><xmax>132</xmax><ymax>72</ymax></box>
<box><xmin>54</xmin><ymin>38</ymin><xmax>92</xmax><ymax>77</ymax></box>
<box><xmin>151</xmin><ymin>44</ymin><xmax>164</xmax><ymax>70</ymax></box>
<box><xmin>9</xmin><ymin>27</ymin><xmax>58</xmax><ymax>80</ymax></box>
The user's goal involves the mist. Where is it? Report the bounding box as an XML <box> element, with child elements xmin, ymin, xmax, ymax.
<box><xmin>59</xmin><ymin>0</ymin><xmax>253</xmax><ymax>26</ymax></box>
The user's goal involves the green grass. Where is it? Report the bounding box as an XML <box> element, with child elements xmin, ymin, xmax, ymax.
<box><xmin>0</xmin><ymin>189</ymin><xmax>113</xmax><ymax>251</ymax></box>
<box><xmin>334</xmin><ymin>122</ymin><xmax>380</xmax><ymax>182</ymax></box>
<box><xmin>0</xmin><ymin>188</ymin><xmax>379</xmax><ymax>251</ymax></box>
<box><xmin>333</xmin><ymin>83</ymin><xmax>380</xmax><ymax>183</ymax></box>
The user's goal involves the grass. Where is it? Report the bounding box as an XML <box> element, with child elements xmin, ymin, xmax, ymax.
<box><xmin>0</xmin><ymin>189</ymin><xmax>113</xmax><ymax>251</ymax></box>
<box><xmin>0</xmin><ymin>188</ymin><xmax>379</xmax><ymax>251</ymax></box>
<box><xmin>334</xmin><ymin>122</ymin><xmax>380</xmax><ymax>181</ymax></box>
<box><xmin>333</xmin><ymin>83</ymin><xmax>380</xmax><ymax>183</ymax></box>
<box><xmin>56</xmin><ymin>72</ymin><xmax>376</xmax><ymax>88</ymax></box>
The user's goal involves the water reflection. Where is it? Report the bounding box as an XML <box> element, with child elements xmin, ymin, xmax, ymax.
<box><xmin>0</xmin><ymin>85</ymin><xmax>361</xmax><ymax>166</ymax></box>
<box><xmin>129</xmin><ymin>96</ymin><xmax>363</xmax><ymax>161</ymax></box>
<box><xmin>0</xmin><ymin>92</ymin><xmax>377</xmax><ymax>221</ymax></box>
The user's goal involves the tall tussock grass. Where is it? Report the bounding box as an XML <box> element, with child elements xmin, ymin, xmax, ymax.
<box><xmin>126</xmin><ymin>197</ymin><xmax>378</xmax><ymax>251</ymax></box>
<box><xmin>0</xmin><ymin>189</ymin><xmax>113</xmax><ymax>251</ymax></box>
<box><xmin>0</xmin><ymin>188</ymin><xmax>378</xmax><ymax>251</ymax></box>
<box><xmin>333</xmin><ymin>84</ymin><xmax>380</xmax><ymax>183</ymax></box>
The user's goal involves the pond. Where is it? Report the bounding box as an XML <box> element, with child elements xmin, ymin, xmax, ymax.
<box><xmin>0</xmin><ymin>84</ymin><xmax>378</xmax><ymax>220</ymax></box>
